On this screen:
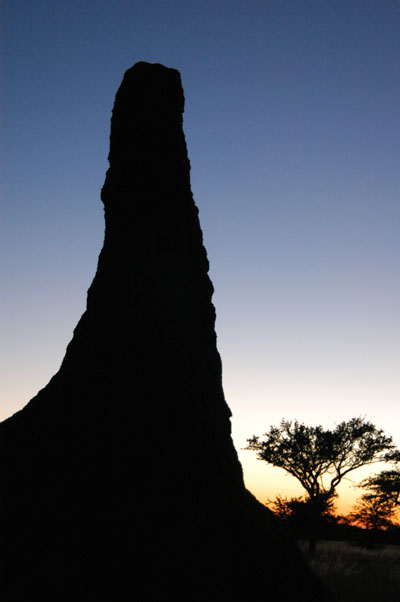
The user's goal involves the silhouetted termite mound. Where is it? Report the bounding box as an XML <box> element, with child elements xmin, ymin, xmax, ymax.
<box><xmin>0</xmin><ymin>62</ymin><xmax>328</xmax><ymax>601</ymax></box>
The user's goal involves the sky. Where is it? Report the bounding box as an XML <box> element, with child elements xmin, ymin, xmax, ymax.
<box><xmin>1</xmin><ymin>0</ymin><xmax>399</xmax><ymax>514</ymax></box>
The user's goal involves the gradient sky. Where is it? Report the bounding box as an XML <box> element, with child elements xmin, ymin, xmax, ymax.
<box><xmin>1</xmin><ymin>0</ymin><xmax>399</xmax><ymax>513</ymax></box>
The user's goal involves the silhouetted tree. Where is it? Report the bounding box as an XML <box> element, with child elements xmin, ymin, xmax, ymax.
<box><xmin>268</xmin><ymin>495</ymin><xmax>336</xmax><ymax>543</ymax></box>
<box><xmin>349</xmin><ymin>494</ymin><xmax>396</xmax><ymax>530</ymax></box>
<box><xmin>360</xmin><ymin>469</ymin><xmax>400</xmax><ymax>508</ymax></box>
<box><xmin>351</xmin><ymin>468</ymin><xmax>400</xmax><ymax>530</ymax></box>
<box><xmin>245</xmin><ymin>417</ymin><xmax>396</xmax><ymax>554</ymax></box>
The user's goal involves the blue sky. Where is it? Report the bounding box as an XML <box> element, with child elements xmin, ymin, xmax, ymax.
<box><xmin>1</xmin><ymin>0</ymin><xmax>399</xmax><ymax>510</ymax></box>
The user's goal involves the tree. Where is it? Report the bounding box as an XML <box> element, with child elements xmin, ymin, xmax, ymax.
<box><xmin>360</xmin><ymin>469</ymin><xmax>400</xmax><ymax>509</ymax></box>
<box><xmin>351</xmin><ymin>468</ymin><xmax>400</xmax><ymax>529</ymax></box>
<box><xmin>268</xmin><ymin>495</ymin><xmax>336</xmax><ymax>543</ymax></box>
<box><xmin>245</xmin><ymin>417</ymin><xmax>396</xmax><ymax>553</ymax></box>
<box><xmin>349</xmin><ymin>493</ymin><xmax>396</xmax><ymax>531</ymax></box>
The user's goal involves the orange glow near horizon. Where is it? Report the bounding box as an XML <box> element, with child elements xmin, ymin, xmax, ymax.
<box><xmin>237</xmin><ymin>449</ymin><xmax>393</xmax><ymax>517</ymax></box>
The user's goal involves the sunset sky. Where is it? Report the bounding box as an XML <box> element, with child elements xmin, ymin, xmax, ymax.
<box><xmin>2</xmin><ymin>1</ymin><xmax>399</xmax><ymax>513</ymax></box>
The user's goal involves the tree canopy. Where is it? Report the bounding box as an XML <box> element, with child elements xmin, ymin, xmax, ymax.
<box><xmin>360</xmin><ymin>469</ymin><xmax>400</xmax><ymax>508</ymax></box>
<box><xmin>351</xmin><ymin>467</ymin><xmax>400</xmax><ymax>528</ymax></box>
<box><xmin>245</xmin><ymin>417</ymin><xmax>395</xmax><ymax>504</ymax></box>
<box><xmin>349</xmin><ymin>493</ymin><xmax>396</xmax><ymax>530</ymax></box>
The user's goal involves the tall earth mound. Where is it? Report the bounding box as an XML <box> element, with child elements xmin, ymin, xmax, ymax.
<box><xmin>1</xmin><ymin>62</ymin><xmax>327</xmax><ymax>601</ymax></box>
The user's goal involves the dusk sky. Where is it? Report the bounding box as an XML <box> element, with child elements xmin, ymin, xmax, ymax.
<box><xmin>2</xmin><ymin>0</ymin><xmax>399</xmax><ymax>512</ymax></box>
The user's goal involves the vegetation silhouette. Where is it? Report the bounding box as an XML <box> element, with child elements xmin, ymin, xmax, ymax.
<box><xmin>268</xmin><ymin>495</ymin><xmax>337</xmax><ymax>545</ymax></box>
<box><xmin>350</xmin><ymin>463</ymin><xmax>400</xmax><ymax>530</ymax></box>
<box><xmin>245</xmin><ymin>417</ymin><xmax>396</xmax><ymax>553</ymax></box>
<box><xmin>350</xmin><ymin>493</ymin><xmax>396</xmax><ymax>530</ymax></box>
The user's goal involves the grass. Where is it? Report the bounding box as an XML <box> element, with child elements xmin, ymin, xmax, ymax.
<box><xmin>301</xmin><ymin>540</ymin><xmax>400</xmax><ymax>602</ymax></box>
